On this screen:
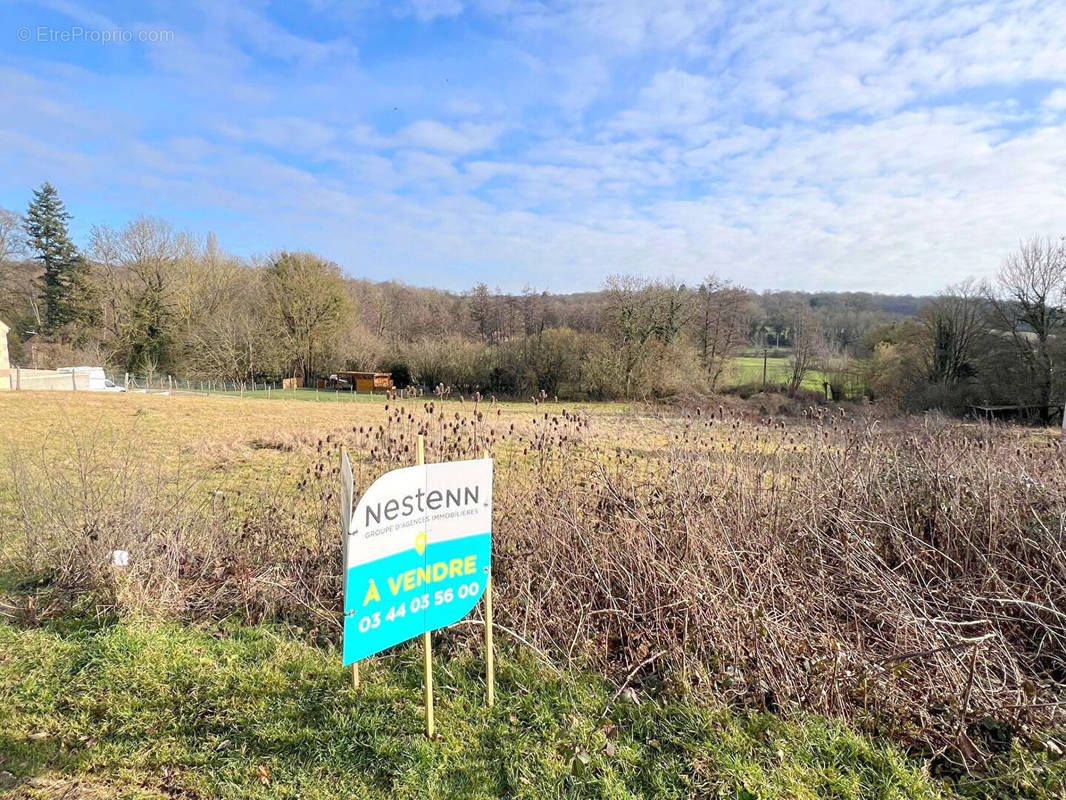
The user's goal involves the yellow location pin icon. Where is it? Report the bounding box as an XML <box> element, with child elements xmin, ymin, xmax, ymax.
<box><xmin>414</xmin><ymin>531</ymin><xmax>427</xmax><ymax>555</ymax></box>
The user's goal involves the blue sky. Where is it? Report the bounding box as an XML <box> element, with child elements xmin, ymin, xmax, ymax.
<box><xmin>2</xmin><ymin>0</ymin><xmax>1065</xmax><ymax>293</ymax></box>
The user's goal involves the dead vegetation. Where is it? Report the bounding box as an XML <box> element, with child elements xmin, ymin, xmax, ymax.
<box><xmin>4</xmin><ymin>397</ymin><xmax>1064</xmax><ymax>762</ymax></box>
<box><xmin>501</xmin><ymin>409</ymin><xmax>1066</xmax><ymax>763</ymax></box>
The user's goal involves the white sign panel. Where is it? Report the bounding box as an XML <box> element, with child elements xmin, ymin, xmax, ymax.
<box><xmin>342</xmin><ymin>457</ymin><xmax>493</xmax><ymax>665</ymax></box>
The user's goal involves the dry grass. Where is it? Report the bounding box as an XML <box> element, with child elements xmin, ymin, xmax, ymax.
<box><xmin>1</xmin><ymin>391</ymin><xmax>1063</xmax><ymax>764</ymax></box>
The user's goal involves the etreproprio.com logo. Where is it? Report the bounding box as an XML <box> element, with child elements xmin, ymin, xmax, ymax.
<box><xmin>16</xmin><ymin>26</ymin><xmax>175</xmax><ymax>44</ymax></box>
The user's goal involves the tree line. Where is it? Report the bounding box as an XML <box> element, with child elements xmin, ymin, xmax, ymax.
<box><xmin>2</xmin><ymin>183</ymin><xmax>1063</xmax><ymax>414</ymax></box>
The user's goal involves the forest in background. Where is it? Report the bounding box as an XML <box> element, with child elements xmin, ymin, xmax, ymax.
<box><xmin>2</xmin><ymin>183</ymin><xmax>1065</xmax><ymax>415</ymax></box>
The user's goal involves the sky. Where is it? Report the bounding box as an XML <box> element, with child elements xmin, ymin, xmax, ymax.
<box><xmin>1</xmin><ymin>0</ymin><xmax>1065</xmax><ymax>294</ymax></box>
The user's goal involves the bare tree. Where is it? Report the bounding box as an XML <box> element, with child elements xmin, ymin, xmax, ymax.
<box><xmin>692</xmin><ymin>275</ymin><xmax>750</xmax><ymax>390</ymax></box>
<box><xmin>468</xmin><ymin>282</ymin><xmax>498</xmax><ymax>343</ymax></box>
<box><xmin>520</xmin><ymin>285</ymin><xmax>546</xmax><ymax>336</ymax></box>
<box><xmin>988</xmin><ymin>236</ymin><xmax>1066</xmax><ymax>423</ymax></box>
<box><xmin>0</xmin><ymin>208</ymin><xmax>25</xmax><ymax>266</ymax></box>
<box><xmin>787</xmin><ymin>306</ymin><xmax>824</xmax><ymax>395</ymax></box>
<box><xmin>602</xmin><ymin>276</ymin><xmax>687</xmax><ymax>397</ymax></box>
<box><xmin>89</xmin><ymin>216</ymin><xmax>197</xmax><ymax>369</ymax></box>
<box><xmin>0</xmin><ymin>208</ymin><xmax>39</xmax><ymax>327</ymax></box>
<box><xmin>919</xmin><ymin>279</ymin><xmax>985</xmax><ymax>386</ymax></box>
<box><xmin>188</xmin><ymin>275</ymin><xmax>268</xmax><ymax>384</ymax></box>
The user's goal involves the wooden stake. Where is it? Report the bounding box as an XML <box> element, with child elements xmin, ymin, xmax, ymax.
<box><xmin>423</xmin><ymin>629</ymin><xmax>434</xmax><ymax>737</ymax></box>
<box><xmin>340</xmin><ymin>445</ymin><xmax>359</xmax><ymax>691</ymax></box>
<box><xmin>418</xmin><ymin>435</ymin><xmax>434</xmax><ymax>737</ymax></box>
<box><xmin>482</xmin><ymin>449</ymin><xmax>495</xmax><ymax>708</ymax></box>
<box><xmin>485</xmin><ymin>574</ymin><xmax>495</xmax><ymax>707</ymax></box>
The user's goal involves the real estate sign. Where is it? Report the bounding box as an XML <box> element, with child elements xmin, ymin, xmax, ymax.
<box><xmin>342</xmin><ymin>457</ymin><xmax>493</xmax><ymax>665</ymax></box>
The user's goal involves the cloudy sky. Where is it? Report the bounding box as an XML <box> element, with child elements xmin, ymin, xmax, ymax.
<box><xmin>2</xmin><ymin>0</ymin><xmax>1065</xmax><ymax>293</ymax></box>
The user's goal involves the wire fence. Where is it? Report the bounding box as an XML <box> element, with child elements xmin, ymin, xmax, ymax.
<box><xmin>105</xmin><ymin>372</ymin><xmax>391</xmax><ymax>402</ymax></box>
<box><xmin>113</xmin><ymin>373</ymin><xmax>280</xmax><ymax>394</ymax></box>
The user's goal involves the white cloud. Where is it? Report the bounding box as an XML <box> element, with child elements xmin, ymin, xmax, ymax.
<box><xmin>395</xmin><ymin>150</ymin><xmax>461</xmax><ymax>181</ymax></box>
<box><xmin>37</xmin><ymin>0</ymin><xmax>117</xmax><ymax>30</ymax></box>
<box><xmin>407</xmin><ymin>0</ymin><xmax>464</xmax><ymax>22</ymax></box>
<box><xmin>209</xmin><ymin>3</ymin><xmax>357</xmax><ymax>65</ymax></box>
<box><xmin>683</xmin><ymin>126</ymin><xmax>776</xmax><ymax>168</ymax></box>
<box><xmin>216</xmin><ymin>117</ymin><xmax>339</xmax><ymax>152</ymax></box>
<box><xmin>610</xmin><ymin>70</ymin><xmax>716</xmax><ymax>134</ymax></box>
<box><xmin>711</xmin><ymin>0</ymin><xmax>1066</xmax><ymax>121</ymax></box>
<box><xmin>397</xmin><ymin>120</ymin><xmax>503</xmax><ymax>154</ymax></box>
<box><xmin>1045</xmin><ymin>89</ymin><xmax>1066</xmax><ymax>110</ymax></box>
<box><xmin>515</xmin><ymin>0</ymin><xmax>726</xmax><ymax>54</ymax></box>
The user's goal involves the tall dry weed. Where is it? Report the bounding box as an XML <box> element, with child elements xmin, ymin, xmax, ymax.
<box><xmin>6</xmin><ymin>400</ymin><xmax>1064</xmax><ymax>758</ymax></box>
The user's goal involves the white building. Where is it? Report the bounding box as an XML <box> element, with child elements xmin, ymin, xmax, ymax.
<box><xmin>0</xmin><ymin>319</ymin><xmax>10</xmax><ymax>390</ymax></box>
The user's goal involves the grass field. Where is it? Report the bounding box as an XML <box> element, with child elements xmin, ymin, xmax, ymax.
<box><xmin>0</xmin><ymin>617</ymin><xmax>962</xmax><ymax>800</ymax></box>
<box><xmin>728</xmin><ymin>356</ymin><xmax>827</xmax><ymax>393</ymax></box>
<box><xmin>1</xmin><ymin>391</ymin><xmax>1063</xmax><ymax>799</ymax></box>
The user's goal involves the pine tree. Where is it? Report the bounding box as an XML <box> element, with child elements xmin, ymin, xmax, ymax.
<box><xmin>23</xmin><ymin>182</ymin><xmax>87</xmax><ymax>332</ymax></box>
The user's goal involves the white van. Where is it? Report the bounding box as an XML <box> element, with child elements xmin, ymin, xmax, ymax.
<box><xmin>57</xmin><ymin>366</ymin><xmax>127</xmax><ymax>392</ymax></box>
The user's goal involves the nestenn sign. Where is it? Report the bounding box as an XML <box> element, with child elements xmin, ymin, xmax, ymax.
<box><xmin>342</xmin><ymin>458</ymin><xmax>493</xmax><ymax>665</ymax></box>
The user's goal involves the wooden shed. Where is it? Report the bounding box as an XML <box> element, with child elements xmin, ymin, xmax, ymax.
<box><xmin>334</xmin><ymin>371</ymin><xmax>394</xmax><ymax>392</ymax></box>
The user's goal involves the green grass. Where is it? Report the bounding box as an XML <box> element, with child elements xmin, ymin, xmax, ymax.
<box><xmin>728</xmin><ymin>356</ymin><xmax>828</xmax><ymax>393</ymax></box>
<box><xmin>2</xmin><ymin>618</ymin><xmax>1059</xmax><ymax>800</ymax></box>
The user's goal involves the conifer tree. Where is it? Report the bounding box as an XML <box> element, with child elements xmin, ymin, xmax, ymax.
<box><xmin>23</xmin><ymin>182</ymin><xmax>88</xmax><ymax>331</ymax></box>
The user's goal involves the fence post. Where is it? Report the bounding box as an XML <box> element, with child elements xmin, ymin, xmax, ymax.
<box><xmin>15</xmin><ymin>365</ymin><xmax>20</xmax><ymax>390</ymax></box>
<box><xmin>72</xmin><ymin>370</ymin><xmax>77</xmax><ymax>391</ymax></box>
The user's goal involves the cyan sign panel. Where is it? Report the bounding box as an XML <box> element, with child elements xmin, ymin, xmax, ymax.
<box><xmin>342</xmin><ymin>458</ymin><xmax>493</xmax><ymax>665</ymax></box>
